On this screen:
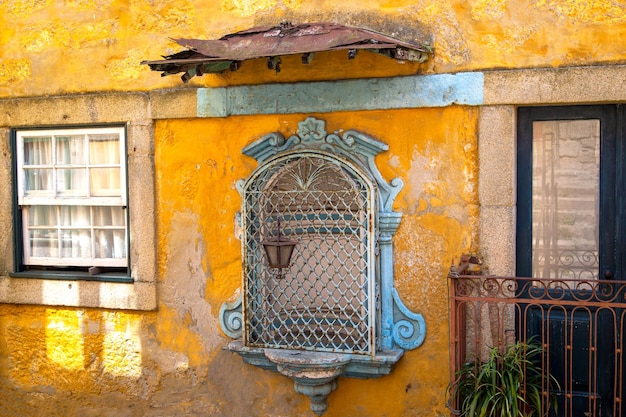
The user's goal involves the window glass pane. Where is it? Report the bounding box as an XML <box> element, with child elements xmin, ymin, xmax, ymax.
<box><xmin>90</xmin><ymin>167</ymin><xmax>121</xmax><ymax>196</ymax></box>
<box><xmin>59</xmin><ymin>206</ymin><xmax>90</xmax><ymax>227</ymax></box>
<box><xmin>24</xmin><ymin>168</ymin><xmax>54</xmax><ymax>193</ymax></box>
<box><xmin>28</xmin><ymin>205</ymin><xmax>57</xmax><ymax>226</ymax></box>
<box><xmin>112</xmin><ymin>230</ymin><xmax>126</xmax><ymax>259</ymax></box>
<box><xmin>89</xmin><ymin>134</ymin><xmax>120</xmax><ymax>165</ymax></box>
<box><xmin>93</xmin><ymin>206</ymin><xmax>125</xmax><ymax>226</ymax></box>
<box><xmin>23</xmin><ymin>136</ymin><xmax>52</xmax><ymax>165</ymax></box>
<box><xmin>95</xmin><ymin>230</ymin><xmax>126</xmax><ymax>259</ymax></box>
<box><xmin>532</xmin><ymin>120</ymin><xmax>600</xmax><ymax>279</ymax></box>
<box><xmin>56</xmin><ymin>135</ymin><xmax>86</xmax><ymax>165</ymax></box>
<box><xmin>57</xmin><ymin>168</ymin><xmax>88</xmax><ymax>196</ymax></box>
<box><xmin>30</xmin><ymin>229</ymin><xmax>58</xmax><ymax>257</ymax></box>
<box><xmin>61</xmin><ymin>229</ymin><xmax>92</xmax><ymax>258</ymax></box>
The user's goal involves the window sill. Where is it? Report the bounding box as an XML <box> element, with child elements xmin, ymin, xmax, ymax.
<box><xmin>0</xmin><ymin>274</ymin><xmax>156</xmax><ymax>310</ymax></box>
<box><xmin>10</xmin><ymin>270</ymin><xmax>133</xmax><ymax>283</ymax></box>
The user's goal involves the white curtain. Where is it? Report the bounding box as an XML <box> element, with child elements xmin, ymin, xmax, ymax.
<box><xmin>93</xmin><ymin>206</ymin><xmax>126</xmax><ymax>259</ymax></box>
<box><xmin>28</xmin><ymin>205</ymin><xmax>57</xmax><ymax>258</ymax></box>
<box><xmin>60</xmin><ymin>206</ymin><xmax>91</xmax><ymax>259</ymax></box>
<box><xmin>89</xmin><ymin>134</ymin><xmax>121</xmax><ymax>196</ymax></box>
<box><xmin>89</xmin><ymin>134</ymin><xmax>125</xmax><ymax>260</ymax></box>
<box><xmin>23</xmin><ymin>136</ymin><xmax>53</xmax><ymax>193</ymax></box>
<box><xmin>56</xmin><ymin>135</ymin><xmax>87</xmax><ymax>196</ymax></box>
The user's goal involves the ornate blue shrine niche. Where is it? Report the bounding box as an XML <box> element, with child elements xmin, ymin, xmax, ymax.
<box><xmin>219</xmin><ymin>117</ymin><xmax>425</xmax><ymax>416</ymax></box>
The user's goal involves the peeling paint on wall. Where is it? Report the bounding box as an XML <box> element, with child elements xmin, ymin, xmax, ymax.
<box><xmin>159</xmin><ymin>210</ymin><xmax>224</xmax><ymax>361</ymax></box>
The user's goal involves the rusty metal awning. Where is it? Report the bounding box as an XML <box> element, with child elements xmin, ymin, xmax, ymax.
<box><xmin>142</xmin><ymin>22</ymin><xmax>433</xmax><ymax>82</ymax></box>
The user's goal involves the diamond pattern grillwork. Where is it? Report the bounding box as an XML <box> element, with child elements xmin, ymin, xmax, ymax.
<box><xmin>243</xmin><ymin>154</ymin><xmax>374</xmax><ymax>354</ymax></box>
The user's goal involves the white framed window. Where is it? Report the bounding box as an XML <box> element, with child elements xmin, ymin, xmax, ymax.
<box><xmin>15</xmin><ymin>127</ymin><xmax>128</xmax><ymax>268</ymax></box>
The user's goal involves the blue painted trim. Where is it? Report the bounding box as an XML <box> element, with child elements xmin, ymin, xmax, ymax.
<box><xmin>219</xmin><ymin>292</ymin><xmax>243</xmax><ymax>339</ymax></box>
<box><xmin>197</xmin><ymin>72</ymin><xmax>484</xmax><ymax>117</ymax></box>
<box><xmin>391</xmin><ymin>287</ymin><xmax>426</xmax><ymax>350</ymax></box>
<box><xmin>379</xmin><ymin>212</ymin><xmax>403</xmax><ymax>351</ymax></box>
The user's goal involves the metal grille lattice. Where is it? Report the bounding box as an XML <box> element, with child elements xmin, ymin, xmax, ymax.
<box><xmin>242</xmin><ymin>153</ymin><xmax>374</xmax><ymax>354</ymax></box>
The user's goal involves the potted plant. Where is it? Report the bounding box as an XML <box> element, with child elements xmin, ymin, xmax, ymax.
<box><xmin>447</xmin><ymin>340</ymin><xmax>559</xmax><ymax>417</ymax></box>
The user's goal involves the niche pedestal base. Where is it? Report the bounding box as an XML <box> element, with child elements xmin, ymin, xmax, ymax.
<box><xmin>264</xmin><ymin>349</ymin><xmax>350</xmax><ymax>416</ymax></box>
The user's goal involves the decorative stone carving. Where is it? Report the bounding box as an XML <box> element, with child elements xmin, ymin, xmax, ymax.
<box><xmin>218</xmin><ymin>292</ymin><xmax>242</xmax><ymax>339</ymax></box>
<box><xmin>219</xmin><ymin>117</ymin><xmax>426</xmax><ymax>415</ymax></box>
<box><xmin>264</xmin><ymin>349</ymin><xmax>350</xmax><ymax>416</ymax></box>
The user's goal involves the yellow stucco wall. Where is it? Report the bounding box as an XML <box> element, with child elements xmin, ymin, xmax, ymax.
<box><xmin>1</xmin><ymin>0</ymin><xmax>626</xmax><ymax>97</ymax></box>
<box><xmin>156</xmin><ymin>108</ymin><xmax>478</xmax><ymax>416</ymax></box>
<box><xmin>1</xmin><ymin>1</ymin><xmax>625</xmax><ymax>416</ymax></box>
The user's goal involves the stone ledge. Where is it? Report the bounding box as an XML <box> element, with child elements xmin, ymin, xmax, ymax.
<box><xmin>226</xmin><ymin>339</ymin><xmax>404</xmax><ymax>379</ymax></box>
<box><xmin>0</xmin><ymin>276</ymin><xmax>157</xmax><ymax>310</ymax></box>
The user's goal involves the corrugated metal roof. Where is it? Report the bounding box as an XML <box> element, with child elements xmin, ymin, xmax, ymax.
<box><xmin>142</xmin><ymin>22</ymin><xmax>433</xmax><ymax>82</ymax></box>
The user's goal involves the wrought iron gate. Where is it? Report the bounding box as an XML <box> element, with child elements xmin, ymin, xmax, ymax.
<box><xmin>449</xmin><ymin>273</ymin><xmax>626</xmax><ymax>417</ymax></box>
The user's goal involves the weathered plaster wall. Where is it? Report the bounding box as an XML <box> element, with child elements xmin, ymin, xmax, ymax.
<box><xmin>153</xmin><ymin>108</ymin><xmax>478</xmax><ymax>416</ymax></box>
<box><xmin>2</xmin><ymin>0</ymin><xmax>625</xmax><ymax>416</ymax></box>
<box><xmin>0</xmin><ymin>106</ymin><xmax>478</xmax><ymax>417</ymax></box>
<box><xmin>1</xmin><ymin>0</ymin><xmax>626</xmax><ymax>96</ymax></box>
<box><xmin>4</xmin><ymin>61</ymin><xmax>626</xmax><ymax>416</ymax></box>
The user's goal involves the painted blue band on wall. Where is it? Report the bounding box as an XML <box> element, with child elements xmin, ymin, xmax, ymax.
<box><xmin>197</xmin><ymin>72</ymin><xmax>484</xmax><ymax>117</ymax></box>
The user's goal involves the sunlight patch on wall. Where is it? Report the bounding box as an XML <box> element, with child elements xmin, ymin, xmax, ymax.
<box><xmin>223</xmin><ymin>0</ymin><xmax>277</xmax><ymax>17</ymax></box>
<box><xmin>45</xmin><ymin>309</ymin><xmax>84</xmax><ymax>370</ymax></box>
<box><xmin>102</xmin><ymin>312</ymin><xmax>143</xmax><ymax>378</ymax></box>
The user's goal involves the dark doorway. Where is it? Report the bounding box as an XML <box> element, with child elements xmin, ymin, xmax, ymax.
<box><xmin>517</xmin><ymin>105</ymin><xmax>625</xmax><ymax>417</ymax></box>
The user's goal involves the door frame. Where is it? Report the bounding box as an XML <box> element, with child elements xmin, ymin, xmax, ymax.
<box><xmin>515</xmin><ymin>104</ymin><xmax>625</xmax><ymax>417</ymax></box>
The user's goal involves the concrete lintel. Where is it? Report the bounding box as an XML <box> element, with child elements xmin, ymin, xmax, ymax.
<box><xmin>197</xmin><ymin>72</ymin><xmax>484</xmax><ymax>117</ymax></box>
<box><xmin>483</xmin><ymin>65</ymin><xmax>626</xmax><ymax>105</ymax></box>
<box><xmin>149</xmin><ymin>89</ymin><xmax>198</xmax><ymax>119</ymax></box>
<box><xmin>0</xmin><ymin>92</ymin><xmax>151</xmax><ymax>126</ymax></box>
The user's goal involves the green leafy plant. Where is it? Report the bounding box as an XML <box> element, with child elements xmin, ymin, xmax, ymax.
<box><xmin>447</xmin><ymin>340</ymin><xmax>559</xmax><ymax>417</ymax></box>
